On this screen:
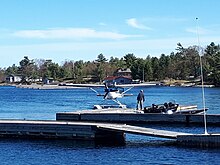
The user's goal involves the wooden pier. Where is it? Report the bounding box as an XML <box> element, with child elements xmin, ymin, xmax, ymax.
<box><xmin>0</xmin><ymin>119</ymin><xmax>189</xmax><ymax>140</ymax></box>
<box><xmin>0</xmin><ymin>119</ymin><xmax>219</xmax><ymax>148</ymax></box>
<box><xmin>0</xmin><ymin>120</ymin><xmax>125</xmax><ymax>145</ymax></box>
<box><xmin>0</xmin><ymin>119</ymin><xmax>192</xmax><ymax>140</ymax></box>
<box><xmin>56</xmin><ymin>111</ymin><xmax>220</xmax><ymax>126</ymax></box>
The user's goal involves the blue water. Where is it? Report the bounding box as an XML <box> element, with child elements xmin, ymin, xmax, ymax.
<box><xmin>0</xmin><ymin>86</ymin><xmax>219</xmax><ymax>164</ymax></box>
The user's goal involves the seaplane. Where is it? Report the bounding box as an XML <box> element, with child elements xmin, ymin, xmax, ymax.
<box><xmin>90</xmin><ymin>83</ymin><xmax>134</xmax><ymax>109</ymax></box>
<box><xmin>59</xmin><ymin>82</ymin><xmax>134</xmax><ymax>109</ymax></box>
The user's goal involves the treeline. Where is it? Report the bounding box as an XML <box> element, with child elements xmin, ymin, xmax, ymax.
<box><xmin>0</xmin><ymin>42</ymin><xmax>220</xmax><ymax>86</ymax></box>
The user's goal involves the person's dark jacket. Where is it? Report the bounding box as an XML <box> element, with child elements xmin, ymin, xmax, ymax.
<box><xmin>137</xmin><ymin>92</ymin><xmax>145</xmax><ymax>101</ymax></box>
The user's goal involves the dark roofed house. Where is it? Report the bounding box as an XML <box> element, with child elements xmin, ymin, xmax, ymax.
<box><xmin>115</xmin><ymin>68</ymin><xmax>132</xmax><ymax>78</ymax></box>
<box><xmin>104</xmin><ymin>76</ymin><xmax>132</xmax><ymax>85</ymax></box>
<box><xmin>103</xmin><ymin>68</ymin><xmax>132</xmax><ymax>85</ymax></box>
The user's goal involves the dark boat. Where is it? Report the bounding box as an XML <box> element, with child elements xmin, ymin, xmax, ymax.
<box><xmin>144</xmin><ymin>102</ymin><xmax>208</xmax><ymax>114</ymax></box>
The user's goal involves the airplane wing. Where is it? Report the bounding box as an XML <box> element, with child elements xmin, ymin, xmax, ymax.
<box><xmin>89</xmin><ymin>87</ymin><xmax>104</xmax><ymax>96</ymax></box>
<box><xmin>59</xmin><ymin>83</ymin><xmax>104</xmax><ymax>88</ymax></box>
<box><xmin>60</xmin><ymin>82</ymin><xmax>157</xmax><ymax>88</ymax></box>
<box><xmin>116</xmin><ymin>83</ymin><xmax>157</xmax><ymax>87</ymax></box>
<box><xmin>122</xmin><ymin>86</ymin><xmax>134</xmax><ymax>94</ymax></box>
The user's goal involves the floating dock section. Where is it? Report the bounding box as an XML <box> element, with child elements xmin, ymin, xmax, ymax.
<box><xmin>0</xmin><ymin>120</ymin><xmax>125</xmax><ymax>145</ymax></box>
<box><xmin>0</xmin><ymin>119</ymin><xmax>219</xmax><ymax>148</ymax></box>
<box><xmin>177</xmin><ymin>134</ymin><xmax>220</xmax><ymax>148</ymax></box>
<box><xmin>56</xmin><ymin>111</ymin><xmax>220</xmax><ymax>126</ymax></box>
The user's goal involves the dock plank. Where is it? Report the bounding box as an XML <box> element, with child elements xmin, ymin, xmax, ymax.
<box><xmin>97</xmin><ymin>124</ymin><xmax>191</xmax><ymax>139</ymax></box>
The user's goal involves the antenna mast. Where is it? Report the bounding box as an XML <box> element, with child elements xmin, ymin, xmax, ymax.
<box><xmin>196</xmin><ymin>17</ymin><xmax>208</xmax><ymax>135</ymax></box>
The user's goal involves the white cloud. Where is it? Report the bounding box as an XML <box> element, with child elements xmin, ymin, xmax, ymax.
<box><xmin>126</xmin><ymin>18</ymin><xmax>152</xmax><ymax>30</ymax></box>
<box><xmin>13</xmin><ymin>28</ymin><xmax>141</xmax><ymax>40</ymax></box>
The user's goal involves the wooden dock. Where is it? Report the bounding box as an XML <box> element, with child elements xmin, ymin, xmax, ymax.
<box><xmin>56</xmin><ymin>111</ymin><xmax>220</xmax><ymax>126</ymax></box>
<box><xmin>0</xmin><ymin>119</ymin><xmax>192</xmax><ymax>140</ymax></box>
<box><xmin>0</xmin><ymin>119</ymin><xmax>219</xmax><ymax>148</ymax></box>
<box><xmin>0</xmin><ymin>120</ymin><xmax>125</xmax><ymax>144</ymax></box>
<box><xmin>0</xmin><ymin>119</ymin><xmax>188</xmax><ymax>139</ymax></box>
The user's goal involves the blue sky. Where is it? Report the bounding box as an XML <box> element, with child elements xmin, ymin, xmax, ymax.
<box><xmin>1</xmin><ymin>0</ymin><xmax>220</xmax><ymax>67</ymax></box>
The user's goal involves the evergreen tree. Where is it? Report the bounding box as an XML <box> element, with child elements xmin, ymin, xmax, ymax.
<box><xmin>151</xmin><ymin>57</ymin><xmax>160</xmax><ymax>80</ymax></box>
<box><xmin>124</xmin><ymin>53</ymin><xmax>136</xmax><ymax>68</ymax></box>
<box><xmin>204</xmin><ymin>42</ymin><xmax>220</xmax><ymax>86</ymax></box>
<box><xmin>95</xmin><ymin>54</ymin><xmax>108</xmax><ymax>83</ymax></box>
<box><xmin>18</xmin><ymin>56</ymin><xmax>35</xmax><ymax>83</ymax></box>
<box><xmin>144</xmin><ymin>55</ymin><xmax>153</xmax><ymax>81</ymax></box>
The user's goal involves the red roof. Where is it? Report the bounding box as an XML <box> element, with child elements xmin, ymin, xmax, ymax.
<box><xmin>104</xmin><ymin>76</ymin><xmax>132</xmax><ymax>81</ymax></box>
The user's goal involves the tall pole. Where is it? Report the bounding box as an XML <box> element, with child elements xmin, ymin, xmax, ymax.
<box><xmin>196</xmin><ymin>17</ymin><xmax>208</xmax><ymax>135</ymax></box>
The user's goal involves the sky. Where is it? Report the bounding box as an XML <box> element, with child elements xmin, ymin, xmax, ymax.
<box><xmin>1</xmin><ymin>0</ymin><xmax>220</xmax><ymax>67</ymax></box>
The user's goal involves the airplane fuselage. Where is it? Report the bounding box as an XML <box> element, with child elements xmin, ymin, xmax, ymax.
<box><xmin>105</xmin><ymin>91</ymin><xmax>123</xmax><ymax>99</ymax></box>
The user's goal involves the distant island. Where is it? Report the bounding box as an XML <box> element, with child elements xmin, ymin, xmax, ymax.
<box><xmin>0</xmin><ymin>42</ymin><xmax>219</xmax><ymax>87</ymax></box>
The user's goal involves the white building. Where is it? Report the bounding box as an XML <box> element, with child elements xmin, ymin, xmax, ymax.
<box><xmin>5</xmin><ymin>74</ymin><xmax>22</xmax><ymax>83</ymax></box>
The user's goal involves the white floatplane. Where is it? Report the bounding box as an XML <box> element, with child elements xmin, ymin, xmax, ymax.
<box><xmin>59</xmin><ymin>82</ymin><xmax>134</xmax><ymax>109</ymax></box>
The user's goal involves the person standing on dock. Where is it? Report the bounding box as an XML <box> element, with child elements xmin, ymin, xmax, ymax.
<box><xmin>136</xmin><ymin>90</ymin><xmax>145</xmax><ymax>110</ymax></box>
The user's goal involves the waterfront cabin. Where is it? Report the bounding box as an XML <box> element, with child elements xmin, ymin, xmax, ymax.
<box><xmin>5</xmin><ymin>74</ymin><xmax>22</xmax><ymax>83</ymax></box>
<box><xmin>104</xmin><ymin>76</ymin><xmax>132</xmax><ymax>85</ymax></box>
<box><xmin>43</xmin><ymin>77</ymin><xmax>54</xmax><ymax>84</ymax></box>
<box><xmin>115</xmin><ymin>68</ymin><xmax>132</xmax><ymax>78</ymax></box>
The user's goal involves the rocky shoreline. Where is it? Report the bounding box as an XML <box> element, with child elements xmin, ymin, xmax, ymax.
<box><xmin>11</xmin><ymin>84</ymin><xmax>83</xmax><ymax>89</ymax></box>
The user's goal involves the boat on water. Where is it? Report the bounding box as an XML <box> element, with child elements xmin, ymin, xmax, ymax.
<box><xmin>143</xmin><ymin>102</ymin><xmax>208</xmax><ymax>114</ymax></box>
